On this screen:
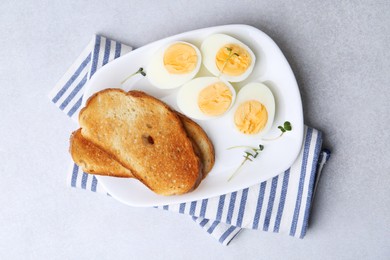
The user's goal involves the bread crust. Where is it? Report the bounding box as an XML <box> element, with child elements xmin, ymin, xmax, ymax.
<box><xmin>178</xmin><ymin>114</ymin><xmax>215</xmax><ymax>179</ymax></box>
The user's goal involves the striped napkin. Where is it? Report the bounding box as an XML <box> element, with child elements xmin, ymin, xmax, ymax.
<box><xmin>49</xmin><ymin>35</ymin><xmax>330</xmax><ymax>245</ymax></box>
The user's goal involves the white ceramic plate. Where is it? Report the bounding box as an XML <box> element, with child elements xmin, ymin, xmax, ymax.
<box><xmin>83</xmin><ymin>24</ymin><xmax>304</xmax><ymax>207</ymax></box>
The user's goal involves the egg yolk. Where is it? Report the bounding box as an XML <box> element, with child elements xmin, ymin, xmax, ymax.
<box><xmin>198</xmin><ymin>82</ymin><xmax>233</xmax><ymax>116</ymax></box>
<box><xmin>163</xmin><ymin>43</ymin><xmax>198</xmax><ymax>74</ymax></box>
<box><xmin>215</xmin><ymin>44</ymin><xmax>251</xmax><ymax>76</ymax></box>
<box><xmin>234</xmin><ymin>100</ymin><xmax>268</xmax><ymax>134</ymax></box>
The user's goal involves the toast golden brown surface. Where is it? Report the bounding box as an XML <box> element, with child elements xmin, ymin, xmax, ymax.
<box><xmin>76</xmin><ymin>89</ymin><xmax>211</xmax><ymax>195</ymax></box>
<box><xmin>70</xmin><ymin>113</ymin><xmax>215</xmax><ymax>179</ymax></box>
<box><xmin>70</xmin><ymin>129</ymin><xmax>134</xmax><ymax>178</ymax></box>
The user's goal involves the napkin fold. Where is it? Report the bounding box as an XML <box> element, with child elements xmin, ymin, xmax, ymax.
<box><xmin>49</xmin><ymin>35</ymin><xmax>330</xmax><ymax>245</ymax></box>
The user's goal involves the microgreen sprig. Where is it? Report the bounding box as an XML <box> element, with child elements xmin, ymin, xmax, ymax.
<box><xmin>263</xmin><ymin>121</ymin><xmax>292</xmax><ymax>141</ymax></box>
<box><xmin>227</xmin><ymin>144</ymin><xmax>264</xmax><ymax>181</ymax></box>
<box><xmin>121</xmin><ymin>67</ymin><xmax>146</xmax><ymax>84</ymax></box>
<box><xmin>219</xmin><ymin>47</ymin><xmax>239</xmax><ymax>75</ymax></box>
<box><xmin>227</xmin><ymin>122</ymin><xmax>292</xmax><ymax>181</ymax></box>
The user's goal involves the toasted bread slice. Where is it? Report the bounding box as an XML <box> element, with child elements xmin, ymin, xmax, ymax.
<box><xmin>70</xmin><ymin>129</ymin><xmax>133</xmax><ymax>178</ymax></box>
<box><xmin>70</xmin><ymin>113</ymin><xmax>215</xmax><ymax>179</ymax></box>
<box><xmin>78</xmin><ymin>89</ymin><xmax>202</xmax><ymax>195</ymax></box>
<box><xmin>178</xmin><ymin>114</ymin><xmax>215</xmax><ymax>178</ymax></box>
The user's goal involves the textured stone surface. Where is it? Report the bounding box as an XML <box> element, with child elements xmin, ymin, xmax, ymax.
<box><xmin>0</xmin><ymin>0</ymin><xmax>389</xmax><ymax>259</ymax></box>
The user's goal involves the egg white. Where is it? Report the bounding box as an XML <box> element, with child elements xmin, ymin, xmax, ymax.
<box><xmin>177</xmin><ymin>76</ymin><xmax>236</xmax><ymax>120</ymax></box>
<box><xmin>147</xmin><ymin>41</ymin><xmax>202</xmax><ymax>89</ymax></box>
<box><xmin>201</xmin><ymin>34</ymin><xmax>256</xmax><ymax>82</ymax></box>
<box><xmin>230</xmin><ymin>82</ymin><xmax>275</xmax><ymax>137</ymax></box>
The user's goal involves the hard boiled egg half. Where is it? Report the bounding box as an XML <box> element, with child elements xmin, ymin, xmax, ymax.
<box><xmin>147</xmin><ymin>41</ymin><xmax>202</xmax><ymax>89</ymax></box>
<box><xmin>231</xmin><ymin>82</ymin><xmax>275</xmax><ymax>138</ymax></box>
<box><xmin>177</xmin><ymin>77</ymin><xmax>236</xmax><ymax>120</ymax></box>
<box><xmin>201</xmin><ymin>34</ymin><xmax>256</xmax><ymax>82</ymax></box>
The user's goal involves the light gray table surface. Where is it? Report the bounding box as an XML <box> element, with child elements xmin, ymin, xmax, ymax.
<box><xmin>1</xmin><ymin>0</ymin><xmax>389</xmax><ymax>259</ymax></box>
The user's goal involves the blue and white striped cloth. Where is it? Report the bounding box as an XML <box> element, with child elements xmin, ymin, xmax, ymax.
<box><xmin>49</xmin><ymin>35</ymin><xmax>331</xmax><ymax>245</ymax></box>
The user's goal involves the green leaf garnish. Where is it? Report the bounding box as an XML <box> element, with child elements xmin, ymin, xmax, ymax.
<box><xmin>219</xmin><ymin>47</ymin><xmax>240</xmax><ymax>76</ymax></box>
<box><xmin>284</xmin><ymin>121</ymin><xmax>292</xmax><ymax>131</ymax></box>
<box><xmin>227</xmin><ymin>144</ymin><xmax>264</xmax><ymax>181</ymax></box>
<box><xmin>121</xmin><ymin>67</ymin><xmax>146</xmax><ymax>84</ymax></box>
<box><xmin>226</xmin><ymin>121</ymin><xmax>292</xmax><ymax>181</ymax></box>
<box><xmin>278</xmin><ymin>126</ymin><xmax>286</xmax><ymax>133</ymax></box>
<box><xmin>263</xmin><ymin>121</ymin><xmax>293</xmax><ymax>141</ymax></box>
